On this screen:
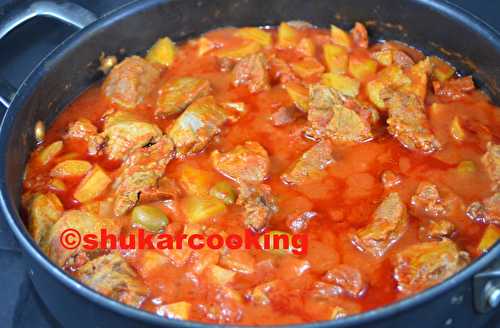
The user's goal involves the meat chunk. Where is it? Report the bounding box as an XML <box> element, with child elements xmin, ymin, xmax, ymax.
<box><xmin>411</xmin><ymin>181</ymin><xmax>465</xmax><ymax>219</ymax></box>
<box><xmin>482</xmin><ymin>143</ymin><xmax>500</xmax><ymax>191</ymax></box>
<box><xmin>232</xmin><ymin>53</ymin><xmax>270</xmax><ymax>93</ymax></box>
<box><xmin>321</xmin><ymin>264</ymin><xmax>367</xmax><ymax>298</ymax></box>
<box><xmin>211</xmin><ymin>141</ymin><xmax>270</xmax><ymax>183</ymax></box>
<box><xmin>433</xmin><ymin>76</ymin><xmax>475</xmax><ymax>102</ymax></box>
<box><xmin>381</xmin><ymin>170</ymin><xmax>401</xmax><ymax>189</ymax></box>
<box><xmin>270</xmin><ymin>106</ymin><xmax>303</xmax><ymax>126</ymax></box>
<box><xmin>385</xmin><ymin>91</ymin><xmax>441</xmax><ymax>153</ymax></box>
<box><xmin>76</xmin><ymin>252</ymin><xmax>149</xmax><ymax>308</ymax></box>
<box><xmin>304</xmin><ymin>84</ymin><xmax>343</xmax><ymax>140</ymax></box>
<box><xmin>352</xmin><ymin>192</ymin><xmax>408</xmax><ymax>257</ymax></box>
<box><xmin>419</xmin><ymin>219</ymin><xmax>455</xmax><ymax>241</ymax></box>
<box><xmin>96</xmin><ymin>111</ymin><xmax>163</xmax><ymax>161</ymax></box>
<box><xmin>393</xmin><ymin>239</ymin><xmax>469</xmax><ymax>294</ymax></box>
<box><xmin>168</xmin><ymin>96</ymin><xmax>228</xmax><ymax>156</ymax></box>
<box><xmin>467</xmin><ymin>193</ymin><xmax>500</xmax><ymax>225</ymax></box>
<box><xmin>102</xmin><ymin>56</ymin><xmax>161</xmax><ymax>108</ymax></box>
<box><xmin>304</xmin><ymin>84</ymin><xmax>375</xmax><ymax>142</ymax></box>
<box><xmin>350</xmin><ymin>22</ymin><xmax>368</xmax><ymax>49</ymax></box>
<box><xmin>237</xmin><ymin>183</ymin><xmax>278</xmax><ymax>232</ymax></box>
<box><xmin>155</xmin><ymin>77</ymin><xmax>211</xmax><ymax>117</ymax></box>
<box><xmin>44</xmin><ymin>210</ymin><xmax>120</xmax><ymax>267</ymax></box>
<box><xmin>112</xmin><ymin>136</ymin><xmax>175</xmax><ymax>216</ymax></box>
<box><xmin>410</xmin><ymin>182</ymin><xmax>446</xmax><ymax>217</ymax></box>
<box><xmin>64</xmin><ymin>118</ymin><xmax>97</xmax><ymax>140</ymax></box>
<box><xmin>281</xmin><ymin>140</ymin><xmax>335</xmax><ymax>185</ymax></box>
<box><xmin>326</xmin><ymin>104</ymin><xmax>373</xmax><ymax>143</ymax></box>
<box><xmin>27</xmin><ymin>192</ymin><xmax>63</xmax><ymax>244</ymax></box>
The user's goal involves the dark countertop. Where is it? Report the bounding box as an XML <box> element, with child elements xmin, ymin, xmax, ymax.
<box><xmin>0</xmin><ymin>1</ymin><xmax>499</xmax><ymax>327</ymax></box>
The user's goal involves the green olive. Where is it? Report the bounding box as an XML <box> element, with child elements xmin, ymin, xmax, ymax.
<box><xmin>209</xmin><ymin>181</ymin><xmax>237</xmax><ymax>205</ymax></box>
<box><xmin>131</xmin><ymin>205</ymin><xmax>169</xmax><ymax>233</ymax></box>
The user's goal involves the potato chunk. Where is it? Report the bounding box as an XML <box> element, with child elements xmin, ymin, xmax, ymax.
<box><xmin>321</xmin><ymin>73</ymin><xmax>360</xmax><ymax>97</ymax></box>
<box><xmin>38</xmin><ymin>141</ymin><xmax>63</xmax><ymax>166</ymax></box>
<box><xmin>146</xmin><ymin>36</ymin><xmax>176</xmax><ymax>66</ymax></box>
<box><xmin>157</xmin><ymin>301</ymin><xmax>192</xmax><ymax>320</ymax></box>
<box><xmin>50</xmin><ymin>160</ymin><xmax>92</xmax><ymax>178</ymax></box>
<box><xmin>214</xmin><ymin>41</ymin><xmax>261</xmax><ymax>59</ymax></box>
<box><xmin>102</xmin><ymin>56</ymin><xmax>160</xmax><ymax>109</ymax></box>
<box><xmin>323</xmin><ymin>44</ymin><xmax>348</xmax><ymax>74</ymax></box>
<box><xmin>348</xmin><ymin>56</ymin><xmax>377</xmax><ymax>81</ymax></box>
<box><xmin>393</xmin><ymin>239</ymin><xmax>469</xmax><ymax>294</ymax></box>
<box><xmin>290</xmin><ymin>57</ymin><xmax>325</xmax><ymax>79</ymax></box>
<box><xmin>478</xmin><ymin>225</ymin><xmax>500</xmax><ymax>253</ymax></box>
<box><xmin>28</xmin><ymin>193</ymin><xmax>63</xmax><ymax>244</ymax></box>
<box><xmin>204</xmin><ymin>264</ymin><xmax>236</xmax><ymax>285</ymax></box>
<box><xmin>76</xmin><ymin>252</ymin><xmax>149</xmax><ymax>308</ymax></box>
<box><xmin>168</xmin><ymin>96</ymin><xmax>228</xmax><ymax>155</ymax></box>
<box><xmin>330</xmin><ymin>25</ymin><xmax>352</xmax><ymax>50</ymax></box>
<box><xmin>178</xmin><ymin>165</ymin><xmax>216</xmax><ymax>196</ymax></box>
<box><xmin>352</xmin><ymin>192</ymin><xmax>408</xmax><ymax>256</ymax></box>
<box><xmin>284</xmin><ymin>81</ymin><xmax>309</xmax><ymax>112</ymax></box>
<box><xmin>181</xmin><ymin>195</ymin><xmax>226</xmax><ymax>223</ymax></box>
<box><xmin>277</xmin><ymin>22</ymin><xmax>299</xmax><ymax>49</ymax></box>
<box><xmin>236</xmin><ymin>27</ymin><xmax>272</xmax><ymax>47</ymax></box>
<box><xmin>155</xmin><ymin>77</ymin><xmax>211</xmax><ymax>117</ymax></box>
<box><xmin>211</xmin><ymin>141</ymin><xmax>270</xmax><ymax>183</ymax></box>
<box><xmin>74</xmin><ymin>165</ymin><xmax>112</xmax><ymax>203</ymax></box>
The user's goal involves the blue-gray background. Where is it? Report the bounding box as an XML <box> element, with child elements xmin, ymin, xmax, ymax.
<box><xmin>0</xmin><ymin>1</ymin><xmax>498</xmax><ymax>327</ymax></box>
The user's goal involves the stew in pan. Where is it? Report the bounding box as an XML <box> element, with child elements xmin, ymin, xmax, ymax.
<box><xmin>21</xmin><ymin>22</ymin><xmax>500</xmax><ymax>324</ymax></box>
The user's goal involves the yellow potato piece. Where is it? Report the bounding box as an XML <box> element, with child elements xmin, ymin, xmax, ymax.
<box><xmin>321</xmin><ymin>73</ymin><xmax>360</xmax><ymax>97</ymax></box>
<box><xmin>348</xmin><ymin>56</ymin><xmax>378</xmax><ymax>81</ymax></box>
<box><xmin>181</xmin><ymin>195</ymin><xmax>226</xmax><ymax>223</ymax></box>
<box><xmin>48</xmin><ymin>178</ymin><xmax>66</xmax><ymax>192</ymax></box>
<box><xmin>214</xmin><ymin>41</ymin><xmax>261</xmax><ymax>59</ymax></box>
<box><xmin>38</xmin><ymin>141</ymin><xmax>63</xmax><ymax>166</ymax></box>
<box><xmin>205</xmin><ymin>264</ymin><xmax>236</xmax><ymax>285</ymax></box>
<box><xmin>478</xmin><ymin>225</ymin><xmax>500</xmax><ymax>253</ymax></box>
<box><xmin>284</xmin><ymin>81</ymin><xmax>309</xmax><ymax>112</ymax></box>
<box><xmin>330</xmin><ymin>24</ymin><xmax>352</xmax><ymax>50</ymax></box>
<box><xmin>371</xmin><ymin>49</ymin><xmax>393</xmax><ymax>66</ymax></box>
<box><xmin>236</xmin><ymin>27</ymin><xmax>272</xmax><ymax>47</ymax></box>
<box><xmin>290</xmin><ymin>57</ymin><xmax>325</xmax><ymax>79</ymax></box>
<box><xmin>323</xmin><ymin>44</ymin><xmax>348</xmax><ymax>73</ymax></box>
<box><xmin>366</xmin><ymin>65</ymin><xmax>411</xmax><ymax>109</ymax></box>
<box><xmin>430</xmin><ymin>56</ymin><xmax>455</xmax><ymax>82</ymax></box>
<box><xmin>450</xmin><ymin>116</ymin><xmax>466</xmax><ymax>142</ymax></box>
<box><xmin>146</xmin><ymin>37</ymin><xmax>176</xmax><ymax>66</ymax></box>
<box><xmin>74</xmin><ymin>165</ymin><xmax>112</xmax><ymax>203</ymax></box>
<box><xmin>50</xmin><ymin>160</ymin><xmax>92</xmax><ymax>178</ymax></box>
<box><xmin>161</xmin><ymin>301</ymin><xmax>192</xmax><ymax>320</ymax></box>
<box><xmin>400</xmin><ymin>58</ymin><xmax>431</xmax><ymax>101</ymax></box>
<box><xmin>456</xmin><ymin>160</ymin><xmax>476</xmax><ymax>174</ymax></box>
<box><xmin>197</xmin><ymin>37</ymin><xmax>217</xmax><ymax>56</ymax></box>
<box><xmin>297</xmin><ymin>38</ymin><xmax>315</xmax><ymax>57</ymax></box>
<box><xmin>178</xmin><ymin>165</ymin><xmax>215</xmax><ymax>196</ymax></box>
<box><xmin>277</xmin><ymin>22</ymin><xmax>299</xmax><ymax>48</ymax></box>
